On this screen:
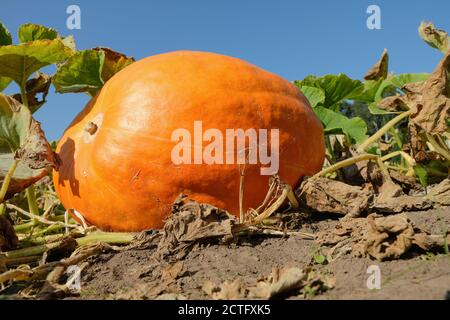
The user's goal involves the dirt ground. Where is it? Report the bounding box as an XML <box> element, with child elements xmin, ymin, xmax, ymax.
<box><xmin>68</xmin><ymin>209</ymin><xmax>450</xmax><ymax>300</ymax></box>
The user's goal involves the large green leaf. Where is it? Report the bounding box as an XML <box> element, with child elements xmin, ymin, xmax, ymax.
<box><xmin>372</xmin><ymin>73</ymin><xmax>429</xmax><ymax>102</ymax></box>
<box><xmin>54</xmin><ymin>48</ymin><xmax>134</xmax><ymax>96</ymax></box>
<box><xmin>53</xmin><ymin>50</ymin><xmax>105</xmax><ymax>95</ymax></box>
<box><xmin>0</xmin><ymin>39</ymin><xmax>73</xmax><ymax>85</ymax></box>
<box><xmin>297</xmin><ymin>85</ymin><xmax>325</xmax><ymax>108</ymax></box>
<box><xmin>294</xmin><ymin>74</ymin><xmax>364</xmax><ymax>110</ymax></box>
<box><xmin>18</xmin><ymin>24</ymin><xmax>59</xmax><ymax>42</ymax></box>
<box><xmin>0</xmin><ymin>93</ymin><xmax>56</xmax><ymax>200</ymax></box>
<box><xmin>0</xmin><ymin>22</ymin><xmax>12</xmax><ymax>46</ymax></box>
<box><xmin>313</xmin><ymin>106</ymin><xmax>368</xmax><ymax>144</ymax></box>
<box><xmin>0</xmin><ymin>22</ymin><xmax>12</xmax><ymax>91</ymax></box>
<box><xmin>352</xmin><ymin>79</ymin><xmax>383</xmax><ymax>102</ymax></box>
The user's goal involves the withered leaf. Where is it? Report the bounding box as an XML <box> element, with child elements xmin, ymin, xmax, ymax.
<box><xmin>298</xmin><ymin>177</ymin><xmax>372</xmax><ymax>216</ymax></box>
<box><xmin>364</xmin><ymin>48</ymin><xmax>389</xmax><ymax>81</ymax></box>
<box><xmin>318</xmin><ymin>213</ymin><xmax>450</xmax><ymax>261</ymax></box>
<box><xmin>0</xmin><ymin>215</ymin><xmax>19</xmax><ymax>251</ymax></box>
<box><xmin>12</xmin><ymin>72</ymin><xmax>51</xmax><ymax>114</ymax></box>
<box><xmin>410</xmin><ymin>51</ymin><xmax>450</xmax><ymax>134</ymax></box>
<box><xmin>372</xmin><ymin>180</ymin><xmax>431</xmax><ymax>213</ymax></box>
<box><xmin>427</xmin><ymin>178</ymin><xmax>450</xmax><ymax>206</ymax></box>
<box><xmin>155</xmin><ymin>195</ymin><xmax>237</xmax><ymax>260</ymax></box>
<box><xmin>0</xmin><ymin>93</ymin><xmax>57</xmax><ymax>200</ymax></box>
<box><xmin>419</xmin><ymin>21</ymin><xmax>449</xmax><ymax>53</ymax></box>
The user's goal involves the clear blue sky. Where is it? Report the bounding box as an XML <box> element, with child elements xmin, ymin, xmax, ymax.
<box><xmin>1</xmin><ymin>0</ymin><xmax>449</xmax><ymax>141</ymax></box>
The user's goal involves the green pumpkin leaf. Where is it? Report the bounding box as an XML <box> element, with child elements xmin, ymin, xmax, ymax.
<box><xmin>18</xmin><ymin>23</ymin><xmax>59</xmax><ymax>42</ymax></box>
<box><xmin>94</xmin><ymin>47</ymin><xmax>134</xmax><ymax>83</ymax></box>
<box><xmin>297</xmin><ymin>85</ymin><xmax>325</xmax><ymax>108</ymax></box>
<box><xmin>53</xmin><ymin>50</ymin><xmax>105</xmax><ymax>95</ymax></box>
<box><xmin>0</xmin><ymin>23</ymin><xmax>13</xmax><ymax>90</ymax></box>
<box><xmin>0</xmin><ymin>22</ymin><xmax>12</xmax><ymax>46</ymax></box>
<box><xmin>295</xmin><ymin>74</ymin><xmax>364</xmax><ymax>110</ymax></box>
<box><xmin>419</xmin><ymin>21</ymin><xmax>450</xmax><ymax>54</ymax></box>
<box><xmin>0</xmin><ymin>93</ymin><xmax>56</xmax><ymax>200</ymax></box>
<box><xmin>390</xmin><ymin>73</ymin><xmax>429</xmax><ymax>88</ymax></box>
<box><xmin>313</xmin><ymin>106</ymin><xmax>368</xmax><ymax>144</ymax></box>
<box><xmin>0</xmin><ymin>39</ymin><xmax>73</xmax><ymax>85</ymax></box>
<box><xmin>54</xmin><ymin>48</ymin><xmax>134</xmax><ymax>96</ymax></box>
<box><xmin>352</xmin><ymin>79</ymin><xmax>383</xmax><ymax>102</ymax></box>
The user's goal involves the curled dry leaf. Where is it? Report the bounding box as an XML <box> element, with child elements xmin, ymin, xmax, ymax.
<box><xmin>372</xmin><ymin>180</ymin><xmax>432</xmax><ymax>213</ymax></box>
<box><xmin>377</xmin><ymin>96</ymin><xmax>409</xmax><ymax>113</ymax></box>
<box><xmin>0</xmin><ymin>215</ymin><xmax>18</xmax><ymax>251</ymax></box>
<box><xmin>364</xmin><ymin>48</ymin><xmax>389</xmax><ymax>81</ymax></box>
<box><xmin>427</xmin><ymin>178</ymin><xmax>450</xmax><ymax>206</ymax></box>
<box><xmin>249</xmin><ymin>267</ymin><xmax>306</xmax><ymax>299</ymax></box>
<box><xmin>297</xmin><ymin>177</ymin><xmax>372</xmax><ymax>216</ymax></box>
<box><xmin>318</xmin><ymin>213</ymin><xmax>450</xmax><ymax>261</ymax></box>
<box><xmin>410</xmin><ymin>50</ymin><xmax>450</xmax><ymax>134</ymax></box>
<box><xmin>202</xmin><ymin>267</ymin><xmax>333</xmax><ymax>300</ymax></box>
<box><xmin>155</xmin><ymin>195</ymin><xmax>237</xmax><ymax>260</ymax></box>
<box><xmin>378</xmin><ymin>51</ymin><xmax>450</xmax><ymax>135</ymax></box>
<box><xmin>0</xmin><ymin>93</ymin><xmax>57</xmax><ymax>200</ymax></box>
<box><xmin>12</xmin><ymin>72</ymin><xmax>51</xmax><ymax>113</ymax></box>
<box><xmin>418</xmin><ymin>21</ymin><xmax>450</xmax><ymax>53</ymax></box>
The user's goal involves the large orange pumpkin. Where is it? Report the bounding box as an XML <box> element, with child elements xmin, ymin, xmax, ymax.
<box><xmin>53</xmin><ymin>51</ymin><xmax>325</xmax><ymax>231</ymax></box>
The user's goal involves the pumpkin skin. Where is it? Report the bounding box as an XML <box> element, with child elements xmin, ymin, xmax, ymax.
<box><xmin>53</xmin><ymin>51</ymin><xmax>325</xmax><ymax>232</ymax></box>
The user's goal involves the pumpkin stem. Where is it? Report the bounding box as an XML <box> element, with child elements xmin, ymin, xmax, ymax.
<box><xmin>84</xmin><ymin>121</ymin><xmax>98</xmax><ymax>135</ymax></box>
<box><xmin>357</xmin><ymin>110</ymin><xmax>413</xmax><ymax>153</ymax></box>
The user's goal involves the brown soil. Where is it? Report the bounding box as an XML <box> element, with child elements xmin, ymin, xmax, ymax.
<box><xmin>70</xmin><ymin>209</ymin><xmax>450</xmax><ymax>300</ymax></box>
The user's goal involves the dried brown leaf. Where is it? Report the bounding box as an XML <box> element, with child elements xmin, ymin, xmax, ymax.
<box><xmin>410</xmin><ymin>51</ymin><xmax>450</xmax><ymax>134</ymax></box>
<box><xmin>155</xmin><ymin>195</ymin><xmax>237</xmax><ymax>260</ymax></box>
<box><xmin>427</xmin><ymin>178</ymin><xmax>450</xmax><ymax>206</ymax></box>
<box><xmin>0</xmin><ymin>215</ymin><xmax>18</xmax><ymax>251</ymax></box>
<box><xmin>249</xmin><ymin>267</ymin><xmax>306</xmax><ymax>299</ymax></box>
<box><xmin>298</xmin><ymin>177</ymin><xmax>372</xmax><ymax>216</ymax></box>
<box><xmin>372</xmin><ymin>180</ymin><xmax>431</xmax><ymax>213</ymax></box>
<box><xmin>364</xmin><ymin>48</ymin><xmax>389</xmax><ymax>80</ymax></box>
<box><xmin>318</xmin><ymin>213</ymin><xmax>449</xmax><ymax>261</ymax></box>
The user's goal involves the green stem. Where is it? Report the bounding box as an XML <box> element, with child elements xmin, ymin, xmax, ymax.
<box><xmin>389</xmin><ymin>127</ymin><xmax>403</xmax><ymax>150</ymax></box>
<box><xmin>380</xmin><ymin>151</ymin><xmax>416</xmax><ymax>167</ymax></box>
<box><xmin>0</xmin><ymin>160</ymin><xmax>18</xmax><ymax>203</ymax></box>
<box><xmin>75</xmin><ymin>231</ymin><xmax>135</xmax><ymax>246</ymax></box>
<box><xmin>25</xmin><ymin>185</ymin><xmax>40</xmax><ymax>216</ymax></box>
<box><xmin>2</xmin><ymin>232</ymin><xmax>135</xmax><ymax>261</ymax></box>
<box><xmin>357</xmin><ymin>110</ymin><xmax>413</xmax><ymax>153</ymax></box>
<box><xmin>312</xmin><ymin>154</ymin><xmax>378</xmax><ymax>178</ymax></box>
<box><xmin>13</xmin><ymin>220</ymin><xmax>37</xmax><ymax>233</ymax></box>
